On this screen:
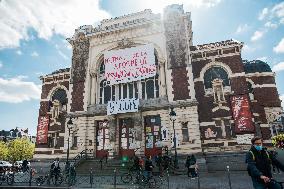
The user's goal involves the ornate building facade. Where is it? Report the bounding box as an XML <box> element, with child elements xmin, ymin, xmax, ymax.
<box><xmin>35</xmin><ymin>5</ymin><xmax>283</xmax><ymax>158</ymax></box>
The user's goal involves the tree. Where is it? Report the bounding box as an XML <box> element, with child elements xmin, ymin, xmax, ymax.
<box><xmin>0</xmin><ymin>141</ymin><xmax>9</xmax><ymax>160</ymax></box>
<box><xmin>7</xmin><ymin>138</ymin><xmax>35</xmax><ymax>161</ymax></box>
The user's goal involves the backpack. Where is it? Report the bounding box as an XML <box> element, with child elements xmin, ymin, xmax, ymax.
<box><xmin>246</xmin><ymin>150</ymin><xmax>270</xmax><ymax>176</ymax></box>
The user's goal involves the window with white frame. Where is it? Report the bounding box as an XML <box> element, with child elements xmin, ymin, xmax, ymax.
<box><xmin>98</xmin><ymin>54</ymin><xmax>159</xmax><ymax>104</ymax></box>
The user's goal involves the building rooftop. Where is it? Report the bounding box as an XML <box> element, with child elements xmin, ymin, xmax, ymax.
<box><xmin>243</xmin><ymin>60</ymin><xmax>272</xmax><ymax>73</ymax></box>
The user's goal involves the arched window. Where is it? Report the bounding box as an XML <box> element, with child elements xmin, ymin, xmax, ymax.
<box><xmin>204</xmin><ymin>67</ymin><xmax>230</xmax><ymax>89</ymax></box>
<box><xmin>98</xmin><ymin>52</ymin><xmax>160</xmax><ymax>104</ymax></box>
<box><xmin>52</xmin><ymin>89</ymin><xmax>67</xmax><ymax>105</ymax></box>
<box><xmin>204</xmin><ymin>67</ymin><xmax>230</xmax><ymax>103</ymax></box>
<box><xmin>50</xmin><ymin>89</ymin><xmax>67</xmax><ymax>119</ymax></box>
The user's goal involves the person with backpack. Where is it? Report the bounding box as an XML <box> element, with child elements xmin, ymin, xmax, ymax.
<box><xmin>246</xmin><ymin>136</ymin><xmax>284</xmax><ymax>189</ymax></box>
<box><xmin>185</xmin><ymin>154</ymin><xmax>197</xmax><ymax>178</ymax></box>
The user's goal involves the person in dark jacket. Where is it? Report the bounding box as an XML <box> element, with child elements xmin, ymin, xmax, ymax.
<box><xmin>133</xmin><ymin>155</ymin><xmax>140</xmax><ymax>171</ymax></box>
<box><xmin>144</xmin><ymin>156</ymin><xmax>154</xmax><ymax>179</ymax></box>
<box><xmin>185</xmin><ymin>154</ymin><xmax>197</xmax><ymax>178</ymax></box>
<box><xmin>155</xmin><ymin>153</ymin><xmax>163</xmax><ymax>176</ymax></box>
<box><xmin>246</xmin><ymin>136</ymin><xmax>284</xmax><ymax>189</ymax></box>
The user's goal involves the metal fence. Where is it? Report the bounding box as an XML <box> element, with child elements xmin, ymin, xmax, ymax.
<box><xmin>0</xmin><ymin>166</ymin><xmax>283</xmax><ymax>189</ymax></box>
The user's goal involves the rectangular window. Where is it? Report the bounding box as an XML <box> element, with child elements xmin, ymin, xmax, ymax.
<box><xmin>123</xmin><ymin>84</ymin><xmax>127</xmax><ymax>99</ymax></box>
<box><xmin>129</xmin><ymin>83</ymin><xmax>133</xmax><ymax>99</ymax></box>
<box><xmin>73</xmin><ymin>136</ymin><xmax>78</xmax><ymax>147</ymax></box>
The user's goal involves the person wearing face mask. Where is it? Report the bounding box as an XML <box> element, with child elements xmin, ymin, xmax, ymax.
<box><xmin>246</xmin><ymin>136</ymin><xmax>284</xmax><ymax>189</ymax></box>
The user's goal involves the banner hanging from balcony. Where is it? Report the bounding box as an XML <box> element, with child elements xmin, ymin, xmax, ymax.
<box><xmin>104</xmin><ymin>44</ymin><xmax>156</xmax><ymax>85</ymax></box>
<box><xmin>107</xmin><ymin>98</ymin><xmax>139</xmax><ymax>115</ymax></box>
<box><xmin>231</xmin><ymin>95</ymin><xmax>254</xmax><ymax>133</ymax></box>
<box><xmin>36</xmin><ymin>115</ymin><xmax>49</xmax><ymax>144</ymax></box>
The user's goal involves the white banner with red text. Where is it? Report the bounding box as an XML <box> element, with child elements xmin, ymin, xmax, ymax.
<box><xmin>104</xmin><ymin>44</ymin><xmax>156</xmax><ymax>85</ymax></box>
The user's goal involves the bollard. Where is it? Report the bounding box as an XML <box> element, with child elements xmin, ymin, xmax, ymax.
<box><xmin>197</xmin><ymin>172</ymin><xmax>200</xmax><ymax>189</ymax></box>
<box><xmin>167</xmin><ymin>169</ymin><xmax>170</xmax><ymax>189</ymax></box>
<box><xmin>114</xmin><ymin>168</ymin><xmax>117</xmax><ymax>189</ymax></box>
<box><xmin>227</xmin><ymin>165</ymin><xmax>232</xmax><ymax>189</ymax></box>
<box><xmin>100</xmin><ymin>159</ymin><xmax>103</xmax><ymax>170</ymax></box>
<box><xmin>29</xmin><ymin>168</ymin><xmax>32</xmax><ymax>186</ymax></box>
<box><xmin>90</xmin><ymin>168</ymin><xmax>93</xmax><ymax>188</ymax></box>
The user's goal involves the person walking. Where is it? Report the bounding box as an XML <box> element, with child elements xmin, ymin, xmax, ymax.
<box><xmin>246</xmin><ymin>136</ymin><xmax>284</xmax><ymax>189</ymax></box>
<box><xmin>185</xmin><ymin>154</ymin><xmax>197</xmax><ymax>178</ymax></box>
<box><xmin>145</xmin><ymin>156</ymin><xmax>154</xmax><ymax>179</ymax></box>
<box><xmin>155</xmin><ymin>153</ymin><xmax>163</xmax><ymax>176</ymax></box>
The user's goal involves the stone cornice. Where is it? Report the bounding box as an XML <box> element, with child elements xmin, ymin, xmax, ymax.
<box><xmin>190</xmin><ymin>39</ymin><xmax>243</xmax><ymax>53</ymax></box>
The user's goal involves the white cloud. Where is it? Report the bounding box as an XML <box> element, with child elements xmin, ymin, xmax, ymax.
<box><xmin>0</xmin><ymin>76</ymin><xmax>41</xmax><ymax>103</ymax></box>
<box><xmin>251</xmin><ymin>30</ymin><xmax>265</xmax><ymax>42</ymax></box>
<box><xmin>271</xmin><ymin>2</ymin><xmax>284</xmax><ymax>19</ymax></box>
<box><xmin>235</xmin><ymin>24</ymin><xmax>249</xmax><ymax>34</ymax></box>
<box><xmin>264</xmin><ymin>21</ymin><xmax>278</xmax><ymax>29</ymax></box>
<box><xmin>16</xmin><ymin>50</ymin><xmax>22</xmax><ymax>55</ymax></box>
<box><xmin>103</xmin><ymin>0</ymin><xmax>221</xmax><ymax>16</ymax></box>
<box><xmin>272</xmin><ymin>61</ymin><xmax>284</xmax><ymax>72</ymax></box>
<box><xmin>0</xmin><ymin>0</ymin><xmax>110</xmax><ymax>49</ymax></box>
<box><xmin>58</xmin><ymin>50</ymin><xmax>68</xmax><ymax>60</ymax></box>
<box><xmin>0</xmin><ymin>61</ymin><xmax>3</xmax><ymax>68</ymax></box>
<box><xmin>273</xmin><ymin>38</ymin><xmax>284</xmax><ymax>53</ymax></box>
<box><xmin>259</xmin><ymin>7</ymin><xmax>269</xmax><ymax>20</ymax></box>
<box><xmin>31</xmin><ymin>51</ymin><xmax>39</xmax><ymax>57</ymax></box>
<box><xmin>280</xmin><ymin>94</ymin><xmax>284</xmax><ymax>108</ymax></box>
<box><xmin>242</xmin><ymin>44</ymin><xmax>256</xmax><ymax>53</ymax></box>
<box><xmin>256</xmin><ymin>57</ymin><xmax>268</xmax><ymax>62</ymax></box>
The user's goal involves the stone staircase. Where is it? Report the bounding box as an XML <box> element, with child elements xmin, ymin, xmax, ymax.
<box><xmin>204</xmin><ymin>152</ymin><xmax>247</xmax><ymax>172</ymax></box>
<box><xmin>73</xmin><ymin>151</ymin><xmax>248</xmax><ymax>176</ymax></box>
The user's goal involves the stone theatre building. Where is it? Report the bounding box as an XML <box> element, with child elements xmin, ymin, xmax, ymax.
<box><xmin>35</xmin><ymin>4</ymin><xmax>283</xmax><ymax>158</ymax></box>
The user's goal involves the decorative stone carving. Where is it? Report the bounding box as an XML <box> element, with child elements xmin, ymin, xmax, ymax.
<box><xmin>69</xmin><ymin>34</ymin><xmax>90</xmax><ymax>83</ymax></box>
<box><xmin>117</xmin><ymin>38</ymin><xmax>134</xmax><ymax>49</ymax></box>
<box><xmin>164</xmin><ymin>4</ymin><xmax>191</xmax><ymax>69</ymax></box>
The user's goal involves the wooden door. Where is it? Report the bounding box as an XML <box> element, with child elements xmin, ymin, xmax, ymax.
<box><xmin>119</xmin><ymin>118</ymin><xmax>135</xmax><ymax>157</ymax></box>
<box><xmin>144</xmin><ymin>115</ymin><xmax>162</xmax><ymax>157</ymax></box>
<box><xmin>96</xmin><ymin>121</ymin><xmax>110</xmax><ymax>158</ymax></box>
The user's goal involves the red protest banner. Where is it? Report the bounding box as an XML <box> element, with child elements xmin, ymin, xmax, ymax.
<box><xmin>231</xmin><ymin>94</ymin><xmax>254</xmax><ymax>133</ymax></box>
<box><xmin>36</xmin><ymin>115</ymin><xmax>49</xmax><ymax>144</ymax></box>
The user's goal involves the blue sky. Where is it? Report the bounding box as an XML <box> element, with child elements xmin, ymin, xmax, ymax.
<box><xmin>0</xmin><ymin>0</ymin><xmax>284</xmax><ymax>136</ymax></box>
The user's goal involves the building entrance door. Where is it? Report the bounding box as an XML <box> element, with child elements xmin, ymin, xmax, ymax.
<box><xmin>119</xmin><ymin>118</ymin><xmax>135</xmax><ymax>157</ymax></box>
<box><xmin>96</xmin><ymin>121</ymin><xmax>110</xmax><ymax>158</ymax></box>
<box><xmin>144</xmin><ymin>115</ymin><xmax>162</xmax><ymax>157</ymax></box>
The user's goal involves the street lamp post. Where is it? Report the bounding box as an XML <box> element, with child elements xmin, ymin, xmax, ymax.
<box><xmin>169</xmin><ymin>107</ymin><xmax>178</xmax><ymax>169</ymax></box>
<box><xmin>66</xmin><ymin>118</ymin><xmax>74</xmax><ymax>164</ymax></box>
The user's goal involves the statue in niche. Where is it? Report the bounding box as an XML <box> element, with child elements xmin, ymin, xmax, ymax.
<box><xmin>51</xmin><ymin>99</ymin><xmax>61</xmax><ymax>119</ymax></box>
<box><xmin>205</xmin><ymin>128</ymin><xmax>217</xmax><ymax>139</ymax></box>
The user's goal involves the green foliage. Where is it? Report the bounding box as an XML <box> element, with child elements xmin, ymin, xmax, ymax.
<box><xmin>7</xmin><ymin>138</ymin><xmax>35</xmax><ymax>161</ymax></box>
<box><xmin>0</xmin><ymin>141</ymin><xmax>9</xmax><ymax>160</ymax></box>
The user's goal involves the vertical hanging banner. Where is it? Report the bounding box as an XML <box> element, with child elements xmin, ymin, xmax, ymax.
<box><xmin>104</xmin><ymin>44</ymin><xmax>156</xmax><ymax>85</ymax></box>
<box><xmin>36</xmin><ymin>115</ymin><xmax>49</xmax><ymax>144</ymax></box>
<box><xmin>231</xmin><ymin>95</ymin><xmax>254</xmax><ymax>133</ymax></box>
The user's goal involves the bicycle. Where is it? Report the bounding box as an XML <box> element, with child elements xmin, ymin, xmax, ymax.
<box><xmin>51</xmin><ymin>171</ymin><xmax>64</xmax><ymax>186</ymax></box>
<box><xmin>139</xmin><ymin>171</ymin><xmax>156</xmax><ymax>189</ymax></box>
<box><xmin>269</xmin><ymin>179</ymin><xmax>284</xmax><ymax>189</ymax></box>
<box><xmin>35</xmin><ymin>173</ymin><xmax>51</xmax><ymax>186</ymax></box>
<box><xmin>121</xmin><ymin>166</ymin><xmax>143</xmax><ymax>184</ymax></box>
<box><xmin>65</xmin><ymin>166</ymin><xmax>76</xmax><ymax>186</ymax></box>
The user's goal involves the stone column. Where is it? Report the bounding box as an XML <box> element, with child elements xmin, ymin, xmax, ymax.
<box><xmin>90</xmin><ymin>72</ymin><xmax>97</xmax><ymax>105</ymax></box>
<box><xmin>159</xmin><ymin>60</ymin><xmax>167</xmax><ymax>97</ymax></box>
